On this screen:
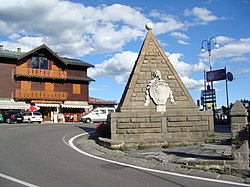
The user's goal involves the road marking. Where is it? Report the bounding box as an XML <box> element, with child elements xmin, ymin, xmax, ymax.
<box><xmin>68</xmin><ymin>132</ymin><xmax>250</xmax><ymax>187</ymax></box>
<box><xmin>0</xmin><ymin>173</ymin><xmax>39</xmax><ymax>187</ymax></box>
<box><xmin>62</xmin><ymin>131</ymin><xmax>79</xmax><ymax>146</ymax></box>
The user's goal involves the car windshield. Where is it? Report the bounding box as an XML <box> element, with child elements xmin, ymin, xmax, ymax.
<box><xmin>33</xmin><ymin>112</ymin><xmax>41</xmax><ymax>115</ymax></box>
<box><xmin>15</xmin><ymin>113</ymin><xmax>22</xmax><ymax>117</ymax></box>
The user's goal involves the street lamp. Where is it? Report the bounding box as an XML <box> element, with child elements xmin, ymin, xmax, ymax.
<box><xmin>201</xmin><ymin>37</ymin><xmax>219</xmax><ymax>111</ymax></box>
<box><xmin>201</xmin><ymin>37</ymin><xmax>219</xmax><ymax>71</ymax></box>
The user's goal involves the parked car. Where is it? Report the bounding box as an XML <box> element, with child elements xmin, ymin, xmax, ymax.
<box><xmin>0</xmin><ymin>112</ymin><xmax>4</xmax><ymax>123</ymax></box>
<box><xmin>22</xmin><ymin>111</ymin><xmax>43</xmax><ymax>123</ymax></box>
<box><xmin>215</xmin><ymin>109</ymin><xmax>229</xmax><ymax>124</ymax></box>
<box><xmin>2</xmin><ymin>111</ymin><xmax>24</xmax><ymax>124</ymax></box>
<box><xmin>81</xmin><ymin>107</ymin><xmax>115</xmax><ymax>123</ymax></box>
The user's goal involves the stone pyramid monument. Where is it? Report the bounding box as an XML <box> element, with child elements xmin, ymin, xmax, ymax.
<box><xmin>109</xmin><ymin>23</ymin><xmax>213</xmax><ymax>148</ymax></box>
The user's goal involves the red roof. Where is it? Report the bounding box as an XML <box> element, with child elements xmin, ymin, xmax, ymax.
<box><xmin>88</xmin><ymin>97</ymin><xmax>117</xmax><ymax>104</ymax></box>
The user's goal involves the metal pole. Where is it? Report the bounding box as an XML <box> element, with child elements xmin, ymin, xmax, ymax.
<box><xmin>208</xmin><ymin>52</ymin><xmax>215</xmax><ymax>110</ymax></box>
<box><xmin>226</xmin><ymin>77</ymin><xmax>229</xmax><ymax>108</ymax></box>
<box><xmin>203</xmin><ymin>70</ymin><xmax>206</xmax><ymax>110</ymax></box>
<box><xmin>201</xmin><ymin>37</ymin><xmax>219</xmax><ymax>111</ymax></box>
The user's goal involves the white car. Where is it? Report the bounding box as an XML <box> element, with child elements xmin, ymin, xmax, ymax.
<box><xmin>23</xmin><ymin>111</ymin><xmax>43</xmax><ymax>123</ymax></box>
<box><xmin>81</xmin><ymin>107</ymin><xmax>115</xmax><ymax>123</ymax></box>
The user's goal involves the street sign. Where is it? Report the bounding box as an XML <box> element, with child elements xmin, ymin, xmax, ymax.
<box><xmin>226</xmin><ymin>72</ymin><xmax>234</xmax><ymax>81</ymax></box>
<box><xmin>206</xmin><ymin>68</ymin><xmax>226</xmax><ymax>82</ymax></box>
<box><xmin>201</xmin><ymin>89</ymin><xmax>216</xmax><ymax>109</ymax></box>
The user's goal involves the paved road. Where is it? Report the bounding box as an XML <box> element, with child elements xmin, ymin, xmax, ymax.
<box><xmin>0</xmin><ymin>123</ymin><xmax>243</xmax><ymax>187</ymax></box>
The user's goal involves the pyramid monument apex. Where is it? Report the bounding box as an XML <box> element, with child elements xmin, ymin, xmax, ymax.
<box><xmin>108</xmin><ymin>22</ymin><xmax>214</xmax><ymax>148</ymax></box>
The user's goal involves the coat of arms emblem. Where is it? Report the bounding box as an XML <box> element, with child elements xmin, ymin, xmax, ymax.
<box><xmin>144</xmin><ymin>69</ymin><xmax>176</xmax><ymax>110</ymax></box>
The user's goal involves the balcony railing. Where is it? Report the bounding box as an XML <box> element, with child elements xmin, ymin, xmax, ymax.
<box><xmin>14</xmin><ymin>90</ymin><xmax>68</xmax><ymax>100</ymax></box>
<box><xmin>15</xmin><ymin>67</ymin><xmax>67</xmax><ymax>79</ymax></box>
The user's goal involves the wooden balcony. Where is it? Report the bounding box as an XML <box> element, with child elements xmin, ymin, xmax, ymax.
<box><xmin>15</xmin><ymin>67</ymin><xmax>67</xmax><ymax>79</ymax></box>
<box><xmin>14</xmin><ymin>90</ymin><xmax>68</xmax><ymax>100</ymax></box>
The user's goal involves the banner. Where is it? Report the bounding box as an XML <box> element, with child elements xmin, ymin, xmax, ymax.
<box><xmin>206</xmin><ymin>68</ymin><xmax>226</xmax><ymax>82</ymax></box>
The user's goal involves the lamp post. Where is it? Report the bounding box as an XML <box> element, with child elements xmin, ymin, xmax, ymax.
<box><xmin>201</xmin><ymin>37</ymin><xmax>219</xmax><ymax>111</ymax></box>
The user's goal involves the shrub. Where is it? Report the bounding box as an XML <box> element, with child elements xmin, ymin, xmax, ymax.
<box><xmin>96</xmin><ymin>122</ymin><xmax>111</xmax><ymax>138</ymax></box>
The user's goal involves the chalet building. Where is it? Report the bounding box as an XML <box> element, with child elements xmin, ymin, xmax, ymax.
<box><xmin>0</xmin><ymin>44</ymin><xmax>94</xmax><ymax>122</ymax></box>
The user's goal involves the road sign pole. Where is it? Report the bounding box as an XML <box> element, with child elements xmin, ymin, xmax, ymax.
<box><xmin>226</xmin><ymin>78</ymin><xmax>229</xmax><ymax>108</ymax></box>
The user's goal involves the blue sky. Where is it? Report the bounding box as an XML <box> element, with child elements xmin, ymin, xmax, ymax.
<box><xmin>0</xmin><ymin>0</ymin><xmax>249</xmax><ymax>108</ymax></box>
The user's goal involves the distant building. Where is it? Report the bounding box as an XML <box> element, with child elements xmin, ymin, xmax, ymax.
<box><xmin>0</xmin><ymin>44</ymin><xmax>95</xmax><ymax>122</ymax></box>
<box><xmin>88</xmin><ymin>97</ymin><xmax>117</xmax><ymax>109</ymax></box>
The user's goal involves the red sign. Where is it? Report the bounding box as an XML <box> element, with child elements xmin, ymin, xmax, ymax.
<box><xmin>206</xmin><ymin>68</ymin><xmax>226</xmax><ymax>82</ymax></box>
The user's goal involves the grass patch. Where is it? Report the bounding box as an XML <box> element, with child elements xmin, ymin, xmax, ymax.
<box><xmin>138</xmin><ymin>143</ymin><xmax>149</xmax><ymax>150</ymax></box>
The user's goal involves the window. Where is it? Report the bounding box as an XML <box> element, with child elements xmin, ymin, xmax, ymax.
<box><xmin>31</xmin><ymin>57</ymin><xmax>39</xmax><ymax>68</ymax></box>
<box><xmin>100</xmin><ymin>110</ymin><xmax>106</xmax><ymax>114</ymax></box>
<box><xmin>108</xmin><ymin>109</ymin><xmax>115</xmax><ymax>114</ymax></box>
<box><xmin>31</xmin><ymin>56</ymin><xmax>48</xmax><ymax>69</ymax></box>
<box><xmin>92</xmin><ymin>110</ymin><xmax>99</xmax><ymax>115</ymax></box>
<box><xmin>40</xmin><ymin>57</ymin><xmax>48</xmax><ymax>69</ymax></box>
<box><xmin>72</xmin><ymin>84</ymin><xmax>81</xmax><ymax>94</ymax></box>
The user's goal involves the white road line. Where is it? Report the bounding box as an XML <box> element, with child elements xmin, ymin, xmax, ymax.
<box><xmin>62</xmin><ymin>131</ymin><xmax>79</xmax><ymax>146</ymax></box>
<box><xmin>0</xmin><ymin>173</ymin><xmax>39</xmax><ymax>187</ymax></box>
<box><xmin>68</xmin><ymin>132</ymin><xmax>250</xmax><ymax>187</ymax></box>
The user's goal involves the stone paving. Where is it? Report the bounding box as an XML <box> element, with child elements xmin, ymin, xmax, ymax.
<box><xmin>75</xmin><ymin>131</ymin><xmax>250</xmax><ymax>185</ymax></box>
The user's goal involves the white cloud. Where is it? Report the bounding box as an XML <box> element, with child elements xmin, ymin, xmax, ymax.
<box><xmin>230</xmin><ymin>57</ymin><xmax>249</xmax><ymax>62</ymax></box>
<box><xmin>168</xmin><ymin>52</ymin><xmax>206</xmax><ymax>77</ymax></box>
<box><xmin>88</xmin><ymin>51</ymin><xmax>138</xmax><ymax>84</ymax></box>
<box><xmin>0</xmin><ymin>0</ymin><xmax>148</xmax><ymax>56</ymax></box>
<box><xmin>216</xmin><ymin>36</ymin><xmax>235</xmax><ymax>44</ymax></box>
<box><xmin>153</xmin><ymin>18</ymin><xmax>186</xmax><ymax>35</ymax></box>
<box><xmin>236</xmin><ymin>68</ymin><xmax>250</xmax><ymax>75</ymax></box>
<box><xmin>184</xmin><ymin>7</ymin><xmax>218</xmax><ymax>22</ymax></box>
<box><xmin>1</xmin><ymin>36</ymin><xmax>44</xmax><ymax>52</ymax></box>
<box><xmin>177</xmin><ymin>40</ymin><xmax>189</xmax><ymax>45</ymax></box>
<box><xmin>170</xmin><ymin>32</ymin><xmax>190</xmax><ymax>39</ymax></box>
<box><xmin>89</xmin><ymin>85</ymin><xmax>108</xmax><ymax>91</ymax></box>
<box><xmin>179</xmin><ymin>76</ymin><xmax>204</xmax><ymax>90</ymax></box>
<box><xmin>213</xmin><ymin>38</ymin><xmax>250</xmax><ymax>59</ymax></box>
<box><xmin>170</xmin><ymin>32</ymin><xmax>190</xmax><ymax>45</ymax></box>
<box><xmin>89</xmin><ymin>50</ymin><xmax>205</xmax><ymax>90</ymax></box>
<box><xmin>149</xmin><ymin>10</ymin><xmax>186</xmax><ymax>34</ymax></box>
<box><xmin>0</xmin><ymin>1</ymin><xmax>224</xmax><ymax>58</ymax></box>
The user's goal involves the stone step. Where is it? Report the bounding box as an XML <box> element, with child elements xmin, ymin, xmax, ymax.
<box><xmin>209</xmin><ymin>133</ymin><xmax>231</xmax><ymax>144</ymax></box>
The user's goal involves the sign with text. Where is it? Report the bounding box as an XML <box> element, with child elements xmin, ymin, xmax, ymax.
<box><xmin>206</xmin><ymin>68</ymin><xmax>226</xmax><ymax>82</ymax></box>
<box><xmin>201</xmin><ymin>89</ymin><xmax>216</xmax><ymax>109</ymax></box>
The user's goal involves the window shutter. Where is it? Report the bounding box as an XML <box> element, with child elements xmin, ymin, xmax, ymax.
<box><xmin>73</xmin><ymin>84</ymin><xmax>81</xmax><ymax>94</ymax></box>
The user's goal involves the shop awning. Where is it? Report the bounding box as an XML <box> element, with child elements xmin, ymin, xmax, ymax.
<box><xmin>0</xmin><ymin>100</ymin><xmax>29</xmax><ymax>110</ymax></box>
<box><xmin>36</xmin><ymin>103</ymin><xmax>60</xmax><ymax>107</ymax></box>
<box><xmin>61</xmin><ymin>101</ymin><xmax>90</xmax><ymax>108</ymax></box>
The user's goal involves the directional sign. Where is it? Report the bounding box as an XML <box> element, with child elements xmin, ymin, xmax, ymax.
<box><xmin>206</xmin><ymin>68</ymin><xmax>226</xmax><ymax>82</ymax></box>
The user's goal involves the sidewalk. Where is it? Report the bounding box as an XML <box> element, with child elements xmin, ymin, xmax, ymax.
<box><xmin>74</xmin><ymin>130</ymin><xmax>250</xmax><ymax>185</ymax></box>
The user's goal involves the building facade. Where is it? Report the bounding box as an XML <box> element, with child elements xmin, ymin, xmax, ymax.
<box><xmin>0</xmin><ymin>44</ymin><xmax>94</xmax><ymax>122</ymax></box>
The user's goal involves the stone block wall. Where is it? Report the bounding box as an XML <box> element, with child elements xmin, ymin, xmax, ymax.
<box><xmin>230</xmin><ymin>100</ymin><xmax>249</xmax><ymax>169</ymax></box>
<box><xmin>110</xmin><ymin>109</ymin><xmax>213</xmax><ymax>147</ymax></box>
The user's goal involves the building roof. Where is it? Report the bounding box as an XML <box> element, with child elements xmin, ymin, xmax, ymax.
<box><xmin>89</xmin><ymin>97</ymin><xmax>117</xmax><ymax>105</ymax></box>
<box><xmin>0</xmin><ymin>49</ymin><xmax>25</xmax><ymax>59</ymax></box>
<box><xmin>0</xmin><ymin>44</ymin><xmax>94</xmax><ymax>68</ymax></box>
<box><xmin>62</xmin><ymin>57</ymin><xmax>95</xmax><ymax>67</ymax></box>
<box><xmin>67</xmin><ymin>76</ymin><xmax>95</xmax><ymax>82</ymax></box>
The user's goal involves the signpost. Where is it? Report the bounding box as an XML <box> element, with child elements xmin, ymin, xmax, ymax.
<box><xmin>201</xmin><ymin>89</ymin><xmax>216</xmax><ymax>110</ymax></box>
<box><xmin>206</xmin><ymin>68</ymin><xmax>226</xmax><ymax>82</ymax></box>
<box><xmin>201</xmin><ymin>67</ymin><xmax>234</xmax><ymax>110</ymax></box>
